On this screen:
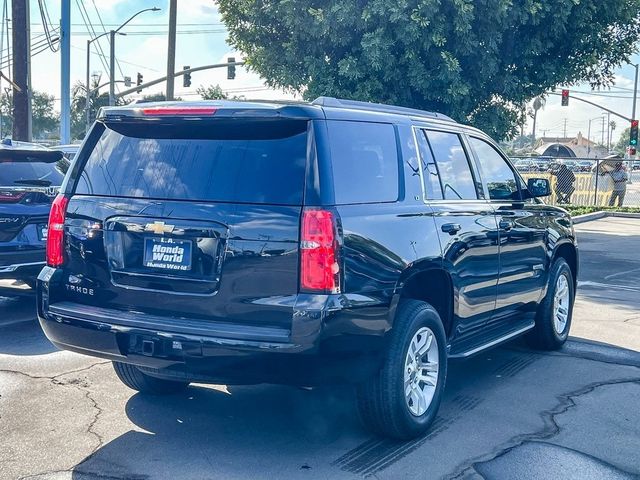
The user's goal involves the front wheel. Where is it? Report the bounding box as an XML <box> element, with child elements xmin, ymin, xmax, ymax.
<box><xmin>112</xmin><ymin>361</ymin><xmax>190</xmax><ymax>394</ymax></box>
<box><xmin>528</xmin><ymin>257</ymin><xmax>575</xmax><ymax>350</ymax></box>
<box><xmin>356</xmin><ymin>300</ymin><xmax>447</xmax><ymax>440</ymax></box>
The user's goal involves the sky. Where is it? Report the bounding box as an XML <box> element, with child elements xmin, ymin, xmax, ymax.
<box><xmin>2</xmin><ymin>0</ymin><xmax>639</xmax><ymax>145</ymax></box>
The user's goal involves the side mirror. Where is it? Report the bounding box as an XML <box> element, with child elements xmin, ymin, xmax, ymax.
<box><xmin>527</xmin><ymin>178</ymin><xmax>551</xmax><ymax>197</ymax></box>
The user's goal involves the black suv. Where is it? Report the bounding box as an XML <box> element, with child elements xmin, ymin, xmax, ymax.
<box><xmin>0</xmin><ymin>141</ymin><xmax>65</xmax><ymax>292</ymax></box>
<box><xmin>37</xmin><ymin>98</ymin><xmax>577</xmax><ymax>439</ymax></box>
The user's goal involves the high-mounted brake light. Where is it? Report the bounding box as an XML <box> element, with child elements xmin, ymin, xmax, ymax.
<box><xmin>141</xmin><ymin>107</ymin><xmax>218</xmax><ymax>116</ymax></box>
<box><xmin>46</xmin><ymin>194</ymin><xmax>69</xmax><ymax>267</ymax></box>
<box><xmin>300</xmin><ymin>208</ymin><xmax>340</xmax><ymax>293</ymax></box>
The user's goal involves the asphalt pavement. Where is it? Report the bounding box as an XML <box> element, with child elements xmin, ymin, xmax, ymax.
<box><xmin>1</xmin><ymin>217</ymin><xmax>639</xmax><ymax>480</ymax></box>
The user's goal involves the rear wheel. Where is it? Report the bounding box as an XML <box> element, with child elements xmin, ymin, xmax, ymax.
<box><xmin>528</xmin><ymin>257</ymin><xmax>574</xmax><ymax>350</ymax></box>
<box><xmin>356</xmin><ymin>300</ymin><xmax>447</xmax><ymax>440</ymax></box>
<box><xmin>112</xmin><ymin>361</ymin><xmax>189</xmax><ymax>394</ymax></box>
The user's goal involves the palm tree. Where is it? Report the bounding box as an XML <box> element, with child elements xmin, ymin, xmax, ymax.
<box><xmin>531</xmin><ymin>96</ymin><xmax>546</xmax><ymax>144</ymax></box>
<box><xmin>609</xmin><ymin>120</ymin><xmax>617</xmax><ymax>150</ymax></box>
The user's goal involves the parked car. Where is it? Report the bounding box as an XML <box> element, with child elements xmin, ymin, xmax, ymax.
<box><xmin>0</xmin><ymin>140</ymin><xmax>64</xmax><ymax>291</ymax></box>
<box><xmin>37</xmin><ymin>98</ymin><xmax>577</xmax><ymax>440</ymax></box>
<box><xmin>576</xmin><ymin>161</ymin><xmax>592</xmax><ymax>172</ymax></box>
<box><xmin>514</xmin><ymin>159</ymin><xmax>536</xmax><ymax>172</ymax></box>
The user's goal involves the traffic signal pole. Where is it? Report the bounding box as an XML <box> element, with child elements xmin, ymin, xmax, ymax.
<box><xmin>115</xmin><ymin>61</ymin><xmax>245</xmax><ymax>98</ymax></box>
<box><xmin>633</xmin><ymin>64</ymin><xmax>638</xmax><ymax>122</ymax></box>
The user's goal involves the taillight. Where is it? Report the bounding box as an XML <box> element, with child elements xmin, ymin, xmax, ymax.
<box><xmin>300</xmin><ymin>208</ymin><xmax>340</xmax><ymax>293</ymax></box>
<box><xmin>46</xmin><ymin>194</ymin><xmax>69</xmax><ymax>267</ymax></box>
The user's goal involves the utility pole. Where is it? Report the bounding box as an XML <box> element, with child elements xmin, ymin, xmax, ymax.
<box><xmin>606</xmin><ymin>112</ymin><xmax>611</xmax><ymax>152</ymax></box>
<box><xmin>60</xmin><ymin>0</ymin><xmax>70</xmax><ymax>144</ymax></box>
<box><xmin>11</xmin><ymin>0</ymin><xmax>29</xmax><ymax>141</ymax></box>
<box><xmin>563</xmin><ymin>118</ymin><xmax>567</xmax><ymax>138</ymax></box>
<box><xmin>601</xmin><ymin>116</ymin><xmax>605</xmax><ymax>146</ymax></box>
<box><xmin>166</xmin><ymin>0</ymin><xmax>177</xmax><ymax>100</ymax></box>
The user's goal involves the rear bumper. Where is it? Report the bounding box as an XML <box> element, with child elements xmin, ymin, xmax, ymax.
<box><xmin>0</xmin><ymin>248</ymin><xmax>45</xmax><ymax>281</ymax></box>
<box><xmin>37</xmin><ymin>267</ymin><xmax>392</xmax><ymax>385</ymax></box>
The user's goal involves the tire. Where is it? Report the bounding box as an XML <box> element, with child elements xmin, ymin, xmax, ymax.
<box><xmin>356</xmin><ymin>300</ymin><xmax>447</xmax><ymax>440</ymax></box>
<box><xmin>112</xmin><ymin>361</ymin><xmax>190</xmax><ymax>394</ymax></box>
<box><xmin>528</xmin><ymin>257</ymin><xmax>575</xmax><ymax>350</ymax></box>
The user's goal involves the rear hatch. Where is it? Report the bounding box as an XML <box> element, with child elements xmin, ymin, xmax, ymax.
<box><xmin>59</xmin><ymin>108</ymin><xmax>311</xmax><ymax>331</ymax></box>
<box><xmin>0</xmin><ymin>145</ymin><xmax>64</xmax><ymax>261</ymax></box>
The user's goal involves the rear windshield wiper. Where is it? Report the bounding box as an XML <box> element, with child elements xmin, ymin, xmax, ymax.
<box><xmin>13</xmin><ymin>179</ymin><xmax>52</xmax><ymax>186</ymax></box>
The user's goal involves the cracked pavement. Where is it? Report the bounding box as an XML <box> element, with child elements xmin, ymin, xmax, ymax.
<box><xmin>0</xmin><ymin>217</ymin><xmax>639</xmax><ymax>480</ymax></box>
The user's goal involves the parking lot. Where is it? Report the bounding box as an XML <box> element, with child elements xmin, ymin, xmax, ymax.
<box><xmin>1</xmin><ymin>217</ymin><xmax>639</xmax><ymax>480</ymax></box>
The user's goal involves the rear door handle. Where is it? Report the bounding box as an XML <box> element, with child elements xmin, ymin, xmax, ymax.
<box><xmin>441</xmin><ymin>223</ymin><xmax>462</xmax><ymax>235</ymax></box>
<box><xmin>499</xmin><ymin>220</ymin><xmax>515</xmax><ymax>231</ymax></box>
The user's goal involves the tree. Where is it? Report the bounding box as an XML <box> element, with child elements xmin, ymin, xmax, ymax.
<box><xmin>614</xmin><ymin>127</ymin><xmax>630</xmax><ymax>154</ymax></box>
<box><xmin>219</xmin><ymin>0</ymin><xmax>640</xmax><ymax>140</ymax></box>
<box><xmin>71</xmin><ymin>76</ymin><xmax>111</xmax><ymax>141</ymax></box>
<box><xmin>0</xmin><ymin>91</ymin><xmax>60</xmax><ymax>140</ymax></box>
<box><xmin>196</xmin><ymin>84</ymin><xmax>227</xmax><ymax>100</ymax></box>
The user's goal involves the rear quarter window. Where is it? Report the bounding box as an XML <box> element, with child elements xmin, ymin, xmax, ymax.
<box><xmin>73</xmin><ymin>119</ymin><xmax>308</xmax><ymax>205</ymax></box>
<box><xmin>327</xmin><ymin>121</ymin><xmax>400</xmax><ymax>204</ymax></box>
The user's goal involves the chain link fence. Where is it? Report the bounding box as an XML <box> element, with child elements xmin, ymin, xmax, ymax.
<box><xmin>511</xmin><ymin>157</ymin><xmax>640</xmax><ymax>207</ymax></box>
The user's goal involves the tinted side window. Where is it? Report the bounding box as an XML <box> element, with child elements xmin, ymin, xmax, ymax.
<box><xmin>469</xmin><ymin>137</ymin><xmax>520</xmax><ymax>201</ymax></box>
<box><xmin>415</xmin><ymin>129</ymin><xmax>443</xmax><ymax>199</ymax></box>
<box><xmin>327</xmin><ymin>121</ymin><xmax>399</xmax><ymax>204</ymax></box>
<box><xmin>424</xmin><ymin>130</ymin><xmax>477</xmax><ymax>200</ymax></box>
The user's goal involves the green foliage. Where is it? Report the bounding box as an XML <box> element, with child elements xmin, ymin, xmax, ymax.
<box><xmin>137</xmin><ymin>93</ymin><xmax>183</xmax><ymax>103</ymax></box>
<box><xmin>564</xmin><ymin>205</ymin><xmax>640</xmax><ymax>217</ymax></box>
<box><xmin>614</xmin><ymin>127</ymin><xmax>630</xmax><ymax>154</ymax></box>
<box><xmin>0</xmin><ymin>91</ymin><xmax>60</xmax><ymax>139</ymax></box>
<box><xmin>219</xmin><ymin>0</ymin><xmax>640</xmax><ymax>140</ymax></box>
<box><xmin>70</xmin><ymin>78</ymin><xmax>111</xmax><ymax>141</ymax></box>
<box><xmin>196</xmin><ymin>84</ymin><xmax>228</xmax><ymax>100</ymax></box>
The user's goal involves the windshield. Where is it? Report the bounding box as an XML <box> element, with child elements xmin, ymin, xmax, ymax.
<box><xmin>73</xmin><ymin>119</ymin><xmax>308</xmax><ymax>205</ymax></box>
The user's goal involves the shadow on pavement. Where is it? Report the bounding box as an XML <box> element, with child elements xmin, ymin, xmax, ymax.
<box><xmin>576</xmin><ymin>221</ymin><xmax>640</xmax><ymax>311</ymax></box>
<box><xmin>0</xmin><ymin>314</ymin><xmax>57</xmax><ymax>356</ymax></box>
<box><xmin>67</xmin><ymin>338</ymin><xmax>640</xmax><ymax>480</ymax></box>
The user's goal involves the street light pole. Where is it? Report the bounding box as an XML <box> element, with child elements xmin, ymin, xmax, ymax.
<box><xmin>109</xmin><ymin>30</ymin><xmax>116</xmax><ymax>105</ymax></box>
<box><xmin>85</xmin><ymin>31</ymin><xmax>110</xmax><ymax>132</ymax></box>
<box><xmin>108</xmin><ymin>7</ymin><xmax>160</xmax><ymax>106</ymax></box>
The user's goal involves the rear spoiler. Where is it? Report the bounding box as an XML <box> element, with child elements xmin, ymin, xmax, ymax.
<box><xmin>0</xmin><ymin>147</ymin><xmax>64</xmax><ymax>163</ymax></box>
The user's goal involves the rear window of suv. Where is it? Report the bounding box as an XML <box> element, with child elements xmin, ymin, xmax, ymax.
<box><xmin>73</xmin><ymin>119</ymin><xmax>308</xmax><ymax>205</ymax></box>
<box><xmin>0</xmin><ymin>161</ymin><xmax>65</xmax><ymax>186</ymax></box>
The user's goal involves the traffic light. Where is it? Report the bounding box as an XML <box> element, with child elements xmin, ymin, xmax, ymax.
<box><xmin>183</xmin><ymin>66</ymin><xmax>191</xmax><ymax>88</ymax></box>
<box><xmin>136</xmin><ymin>72</ymin><xmax>143</xmax><ymax>93</ymax></box>
<box><xmin>227</xmin><ymin>57</ymin><xmax>236</xmax><ymax>80</ymax></box>
<box><xmin>561</xmin><ymin>89</ymin><xmax>569</xmax><ymax>106</ymax></box>
<box><xmin>630</xmin><ymin>119</ymin><xmax>639</xmax><ymax>148</ymax></box>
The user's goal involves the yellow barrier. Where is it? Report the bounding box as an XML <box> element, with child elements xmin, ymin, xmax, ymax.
<box><xmin>520</xmin><ymin>172</ymin><xmax>613</xmax><ymax>206</ymax></box>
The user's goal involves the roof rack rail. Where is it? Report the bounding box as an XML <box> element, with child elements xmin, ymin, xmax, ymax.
<box><xmin>311</xmin><ymin>96</ymin><xmax>454</xmax><ymax>122</ymax></box>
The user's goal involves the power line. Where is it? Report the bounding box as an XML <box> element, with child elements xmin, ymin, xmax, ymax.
<box><xmin>36</xmin><ymin>0</ymin><xmax>58</xmax><ymax>51</ymax></box>
<box><xmin>69</xmin><ymin>43</ymin><xmax>161</xmax><ymax>72</ymax></box>
<box><xmin>74</xmin><ymin>0</ymin><xmax>109</xmax><ymax>75</ymax></box>
<box><xmin>90</xmin><ymin>0</ymin><xmax>124</xmax><ymax>79</ymax></box>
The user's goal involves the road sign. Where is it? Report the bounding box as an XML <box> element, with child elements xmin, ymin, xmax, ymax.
<box><xmin>124</xmin><ymin>76</ymin><xmax>132</xmax><ymax>87</ymax></box>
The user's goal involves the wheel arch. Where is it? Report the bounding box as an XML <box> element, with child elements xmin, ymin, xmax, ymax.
<box><xmin>393</xmin><ymin>263</ymin><xmax>455</xmax><ymax>339</ymax></box>
<box><xmin>552</xmin><ymin>241</ymin><xmax>578</xmax><ymax>288</ymax></box>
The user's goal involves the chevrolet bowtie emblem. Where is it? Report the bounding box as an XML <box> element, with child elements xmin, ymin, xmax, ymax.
<box><xmin>144</xmin><ymin>221</ymin><xmax>175</xmax><ymax>234</ymax></box>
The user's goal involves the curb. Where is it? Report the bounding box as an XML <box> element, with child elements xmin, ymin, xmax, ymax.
<box><xmin>572</xmin><ymin>211</ymin><xmax>606</xmax><ymax>224</ymax></box>
<box><xmin>572</xmin><ymin>211</ymin><xmax>640</xmax><ymax>224</ymax></box>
